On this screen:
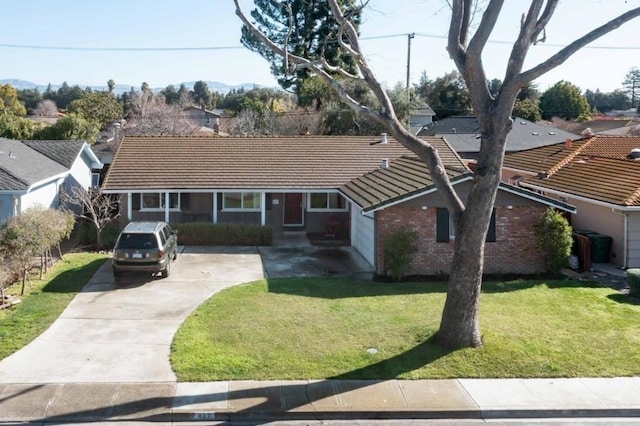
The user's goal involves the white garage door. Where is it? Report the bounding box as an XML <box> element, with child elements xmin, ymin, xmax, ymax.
<box><xmin>350</xmin><ymin>205</ymin><xmax>375</xmax><ymax>267</ymax></box>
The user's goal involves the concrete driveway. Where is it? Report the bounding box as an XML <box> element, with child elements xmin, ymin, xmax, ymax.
<box><xmin>0</xmin><ymin>247</ymin><xmax>265</xmax><ymax>384</ymax></box>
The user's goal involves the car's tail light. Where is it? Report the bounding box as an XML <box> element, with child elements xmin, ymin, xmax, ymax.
<box><xmin>158</xmin><ymin>249</ymin><xmax>165</xmax><ymax>259</ymax></box>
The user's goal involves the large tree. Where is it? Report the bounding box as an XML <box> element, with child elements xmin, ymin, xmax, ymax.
<box><xmin>539</xmin><ymin>80</ymin><xmax>590</xmax><ymax>120</ymax></box>
<box><xmin>622</xmin><ymin>67</ymin><xmax>640</xmax><ymax>109</ymax></box>
<box><xmin>0</xmin><ymin>84</ymin><xmax>27</xmax><ymax>116</ymax></box>
<box><xmin>236</xmin><ymin>0</ymin><xmax>640</xmax><ymax>349</ymax></box>
<box><xmin>240</xmin><ymin>0</ymin><xmax>361</xmax><ymax>97</ymax></box>
<box><xmin>68</xmin><ymin>91</ymin><xmax>124</xmax><ymax>129</ymax></box>
<box><xmin>414</xmin><ymin>71</ymin><xmax>472</xmax><ymax>119</ymax></box>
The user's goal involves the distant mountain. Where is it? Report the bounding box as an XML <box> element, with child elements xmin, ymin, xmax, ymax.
<box><xmin>0</xmin><ymin>79</ymin><xmax>266</xmax><ymax>95</ymax></box>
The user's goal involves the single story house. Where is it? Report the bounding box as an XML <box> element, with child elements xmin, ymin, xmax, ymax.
<box><xmin>419</xmin><ymin>116</ymin><xmax>578</xmax><ymax>161</ymax></box>
<box><xmin>503</xmin><ymin>135</ymin><xmax>640</xmax><ymax>268</ymax></box>
<box><xmin>0</xmin><ymin>138</ymin><xmax>103</xmax><ymax>222</ymax></box>
<box><xmin>102</xmin><ymin>135</ymin><xmax>574</xmax><ymax>275</ymax></box>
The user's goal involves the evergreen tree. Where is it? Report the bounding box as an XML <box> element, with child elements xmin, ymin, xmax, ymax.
<box><xmin>539</xmin><ymin>81</ymin><xmax>590</xmax><ymax>120</ymax></box>
<box><xmin>240</xmin><ymin>0</ymin><xmax>361</xmax><ymax>97</ymax></box>
<box><xmin>622</xmin><ymin>67</ymin><xmax>640</xmax><ymax>109</ymax></box>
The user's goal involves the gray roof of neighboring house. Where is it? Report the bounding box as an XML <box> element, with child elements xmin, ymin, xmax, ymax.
<box><xmin>418</xmin><ymin>116</ymin><xmax>579</xmax><ymax>157</ymax></box>
<box><xmin>0</xmin><ymin>138</ymin><xmax>69</xmax><ymax>191</ymax></box>
<box><xmin>22</xmin><ymin>140</ymin><xmax>85</xmax><ymax>169</ymax></box>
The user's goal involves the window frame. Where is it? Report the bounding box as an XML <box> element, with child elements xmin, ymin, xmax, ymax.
<box><xmin>140</xmin><ymin>192</ymin><xmax>181</xmax><ymax>212</ymax></box>
<box><xmin>222</xmin><ymin>192</ymin><xmax>262</xmax><ymax>211</ymax></box>
<box><xmin>307</xmin><ymin>192</ymin><xmax>348</xmax><ymax>212</ymax></box>
<box><xmin>436</xmin><ymin>208</ymin><xmax>496</xmax><ymax>243</ymax></box>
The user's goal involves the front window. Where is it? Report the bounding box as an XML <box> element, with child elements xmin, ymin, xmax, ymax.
<box><xmin>222</xmin><ymin>192</ymin><xmax>261</xmax><ymax>210</ymax></box>
<box><xmin>140</xmin><ymin>192</ymin><xmax>180</xmax><ymax>210</ymax></box>
<box><xmin>308</xmin><ymin>192</ymin><xmax>346</xmax><ymax>211</ymax></box>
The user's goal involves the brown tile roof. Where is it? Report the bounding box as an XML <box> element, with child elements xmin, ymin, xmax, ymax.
<box><xmin>340</xmin><ymin>156</ymin><xmax>469</xmax><ymax>211</ymax></box>
<box><xmin>504</xmin><ymin>135</ymin><xmax>640</xmax><ymax>206</ymax></box>
<box><xmin>102</xmin><ymin>135</ymin><xmax>461</xmax><ymax>191</ymax></box>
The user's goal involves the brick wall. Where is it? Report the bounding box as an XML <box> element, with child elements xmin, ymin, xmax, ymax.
<box><xmin>376</xmin><ymin>205</ymin><xmax>547</xmax><ymax>276</ymax></box>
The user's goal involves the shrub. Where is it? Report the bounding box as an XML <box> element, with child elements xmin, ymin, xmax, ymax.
<box><xmin>627</xmin><ymin>269</ymin><xmax>640</xmax><ymax>298</ymax></box>
<box><xmin>383</xmin><ymin>227</ymin><xmax>418</xmax><ymax>281</ymax></box>
<box><xmin>174</xmin><ymin>222</ymin><xmax>272</xmax><ymax>246</ymax></box>
<box><xmin>78</xmin><ymin>220</ymin><xmax>122</xmax><ymax>250</ymax></box>
<box><xmin>534</xmin><ymin>208</ymin><xmax>573</xmax><ymax>273</ymax></box>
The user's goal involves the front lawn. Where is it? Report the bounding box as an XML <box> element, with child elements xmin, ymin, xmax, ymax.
<box><xmin>171</xmin><ymin>277</ymin><xmax>640</xmax><ymax>381</ymax></box>
<box><xmin>0</xmin><ymin>252</ymin><xmax>109</xmax><ymax>360</ymax></box>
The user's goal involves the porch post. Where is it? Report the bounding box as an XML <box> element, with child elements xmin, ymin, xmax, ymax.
<box><xmin>127</xmin><ymin>193</ymin><xmax>132</xmax><ymax>221</ymax></box>
<box><xmin>164</xmin><ymin>192</ymin><xmax>170</xmax><ymax>223</ymax></box>
<box><xmin>261</xmin><ymin>192</ymin><xmax>266</xmax><ymax>226</ymax></box>
<box><xmin>212</xmin><ymin>191</ymin><xmax>218</xmax><ymax>223</ymax></box>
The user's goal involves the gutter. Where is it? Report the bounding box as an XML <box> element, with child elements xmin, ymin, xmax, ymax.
<box><xmin>520</xmin><ymin>181</ymin><xmax>640</xmax><ymax>212</ymax></box>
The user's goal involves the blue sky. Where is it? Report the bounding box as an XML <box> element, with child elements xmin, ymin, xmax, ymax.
<box><xmin>1</xmin><ymin>0</ymin><xmax>638</xmax><ymax>92</ymax></box>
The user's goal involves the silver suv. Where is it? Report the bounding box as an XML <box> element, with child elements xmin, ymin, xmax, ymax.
<box><xmin>112</xmin><ymin>221</ymin><xmax>178</xmax><ymax>278</ymax></box>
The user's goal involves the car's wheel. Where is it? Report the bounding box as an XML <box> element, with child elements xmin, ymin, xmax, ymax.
<box><xmin>113</xmin><ymin>269</ymin><xmax>122</xmax><ymax>278</ymax></box>
<box><xmin>161</xmin><ymin>259</ymin><xmax>171</xmax><ymax>278</ymax></box>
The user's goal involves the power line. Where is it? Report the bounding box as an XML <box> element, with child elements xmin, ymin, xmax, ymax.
<box><xmin>1</xmin><ymin>33</ymin><xmax>638</xmax><ymax>52</ymax></box>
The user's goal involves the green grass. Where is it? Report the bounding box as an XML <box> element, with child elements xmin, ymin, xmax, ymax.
<box><xmin>0</xmin><ymin>252</ymin><xmax>109</xmax><ymax>360</ymax></box>
<box><xmin>171</xmin><ymin>277</ymin><xmax>640</xmax><ymax>381</ymax></box>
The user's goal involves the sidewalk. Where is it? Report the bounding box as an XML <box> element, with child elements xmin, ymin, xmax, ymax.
<box><xmin>1</xmin><ymin>377</ymin><xmax>639</xmax><ymax>423</ymax></box>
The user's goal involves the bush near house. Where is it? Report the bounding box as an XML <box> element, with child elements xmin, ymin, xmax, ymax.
<box><xmin>627</xmin><ymin>269</ymin><xmax>640</xmax><ymax>297</ymax></box>
<box><xmin>534</xmin><ymin>208</ymin><xmax>573</xmax><ymax>273</ymax></box>
<box><xmin>383</xmin><ymin>227</ymin><xmax>418</xmax><ymax>281</ymax></box>
<box><xmin>174</xmin><ymin>222</ymin><xmax>272</xmax><ymax>246</ymax></box>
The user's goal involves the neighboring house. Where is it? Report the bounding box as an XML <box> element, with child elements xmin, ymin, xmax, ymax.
<box><xmin>0</xmin><ymin>138</ymin><xmax>103</xmax><ymax>222</ymax></box>
<box><xmin>409</xmin><ymin>105</ymin><xmax>436</xmax><ymax>135</ymax></box>
<box><xmin>503</xmin><ymin>135</ymin><xmax>640</xmax><ymax>268</ymax></box>
<box><xmin>183</xmin><ymin>105</ymin><xmax>223</xmax><ymax>132</ymax></box>
<box><xmin>103</xmin><ymin>135</ymin><xmax>574</xmax><ymax>276</ymax></box>
<box><xmin>419</xmin><ymin>116</ymin><xmax>578</xmax><ymax>160</ymax></box>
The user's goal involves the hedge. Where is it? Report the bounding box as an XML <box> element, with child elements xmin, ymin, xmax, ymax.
<box><xmin>174</xmin><ymin>222</ymin><xmax>272</xmax><ymax>246</ymax></box>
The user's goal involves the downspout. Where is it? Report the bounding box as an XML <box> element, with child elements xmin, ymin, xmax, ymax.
<box><xmin>127</xmin><ymin>193</ymin><xmax>133</xmax><ymax>221</ymax></box>
<box><xmin>611</xmin><ymin>208</ymin><xmax>628</xmax><ymax>269</ymax></box>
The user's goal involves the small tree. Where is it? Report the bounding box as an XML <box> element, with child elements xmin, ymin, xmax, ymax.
<box><xmin>383</xmin><ymin>227</ymin><xmax>419</xmax><ymax>281</ymax></box>
<box><xmin>534</xmin><ymin>208</ymin><xmax>573</xmax><ymax>273</ymax></box>
<box><xmin>61</xmin><ymin>187</ymin><xmax>120</xmax><ymax>250</ymax></box>
<box><xmin>33</xmin><ymin>99</ymin><xmax>59</xmax><ymax>116</ymax></box>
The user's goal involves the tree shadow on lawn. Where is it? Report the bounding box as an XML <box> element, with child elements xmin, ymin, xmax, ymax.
<box><xmin>330</xmin><ymin>334</ymin><xmax>453</xmax><ymax>380</ymax></box>
<box><xmin>267</xmin><ymin>276</ymin><xmax>601</xmax><ymax>299</ymax></box>
<box><xmin>40</xmin><ymin>259</ymin><xmax>107</xmax><ymax>294</ymax></box>
<box><xmin>267</xmin><ymin>277</ymin><xmax>448</xmax><ymax>299</ymax></box>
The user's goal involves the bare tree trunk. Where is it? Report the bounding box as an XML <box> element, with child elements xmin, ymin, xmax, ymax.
<box><xmin>21</xmin><ymin>269</ymin><xmax>27</xmax><ymax>296</ymax></box>
<box><xmin>39</xmin><ymin>255</ymin><xmax>44</xmax><ymax>280</ymax></box>
<box><xmin>437</xmin><ymin>118</ymin><xmax>509</xmax><ymax>348</ymax></box>
<box><xmin>57</xmin><ymin>243</ymin><xmax>63</xmax><ymax>260</ymax></box>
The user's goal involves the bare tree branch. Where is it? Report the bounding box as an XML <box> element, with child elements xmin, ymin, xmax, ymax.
<box><xmin>517</xmin><ymin>7</ymin><xmax>640</xmax><ymax>86</ymax></box>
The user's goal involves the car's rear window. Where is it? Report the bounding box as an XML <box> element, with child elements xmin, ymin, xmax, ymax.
<box><xmin>116</xmin><ymin>233</ymin><xmax>158</xmax><ymax>249</ymax></box>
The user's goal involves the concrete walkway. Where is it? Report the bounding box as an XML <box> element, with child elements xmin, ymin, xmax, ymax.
<box><xmin>1</xmin><ymin>378</ymin><xmax>640</xmax><ymax>423</ymax></box>
<box><xmin>0</xmin><ymin>247</ymin><xmax>265</xmax><ymax>383</ymax></box>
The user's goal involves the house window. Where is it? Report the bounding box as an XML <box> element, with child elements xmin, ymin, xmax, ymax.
<box><xmin>308</xmin><ymin>192</ymin><xmax>347</xmax><ymax>211</ymax></box>
<box><xmin>206</xmin><ymin>117</ymin><xmax>212</xmax><ymax>125</ymax></box>
<box><xmin>222</xmin><ymin>192</ymin><xmax>261</xmax><ymax>210</ymax></box>
<box><xmin>91</xmin><ymin>173</ymin><xmax>100</xmax><ymax>188</ymax></box>
<box><xmin>436</xmin><ymin>208</ymin><xmax>495</xmax><ymax>243</ymax></box>
<box><xmin>140</xmin><ymin>192</ymin><xmax>180</xmax><ymax>211</ymax></box>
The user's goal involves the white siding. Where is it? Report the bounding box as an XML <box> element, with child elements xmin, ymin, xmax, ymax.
<box><xmin>627</xmin><ymin>212</ymin><xmax>640</xmax><ymax>268</ymax></box>
<box><xmin>350</xmin><ymin>205</ymin><xmax>375</xmax><ymax>267</ymax></box>
<box><xmin>68</xmin><ymin>152</ymin><xmax>93</xmax><ymax>190</ymax></box>
<box><xmin>21</xmin><ymin>180</ymin><xmax>60</xmax><ymax>211</ymax></box>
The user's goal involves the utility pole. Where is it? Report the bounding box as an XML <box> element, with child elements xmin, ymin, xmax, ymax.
<box><xmin>406</xmin><ymin>33</ymin><xmax>415</xmax><ymax>93</ymax></box>
<box><xmin>406</xmin><ymin>33</ymin><xmax>415</xmax><ymax>128</ymax></box>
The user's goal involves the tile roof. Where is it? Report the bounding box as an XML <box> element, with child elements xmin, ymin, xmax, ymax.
<box><xmin>340</xmin><ymin>156</ymin><xmax>469</xmax><ymax>211</ymax></box>
<box><xmin>22</xmin><ymin>140</ymin><xmax>85</xmax><ymax>169</ymax></box>
<box><xmin>0</xmin><ymin>138</ymin><xmax>68</xmax><ymax>190</ymax></box>
<box><xmin>102</xmin><ymin>135</ymin><xmax>462</xmax><ymax>192</ymax></box>
<box><xmin>504</xmin><ymin>135</ymin><xmax>640</xmax><ymax>207</ymax></box>
<box><xmin>419</xmin><ymin>116</ymin><xmax>578</xmax><ymax>156</ymax></box>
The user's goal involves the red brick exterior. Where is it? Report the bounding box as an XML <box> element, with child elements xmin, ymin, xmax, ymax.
<box><xmin>376</xmin><ymin>205</ymin><xmax>547</xmax><ymax>276</ymax></box>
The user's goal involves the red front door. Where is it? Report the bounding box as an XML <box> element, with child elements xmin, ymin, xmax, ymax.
<box><xmin>284</xmin><ymin>193</ymin><xmax>303</xmax><ymax>226</ymax></box>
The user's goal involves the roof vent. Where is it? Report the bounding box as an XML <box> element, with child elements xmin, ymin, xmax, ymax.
<box><xmin>381</xmin><ymin>132</ymin><xmax>388</xmax><ymax>144</ymax></box>
<box><xmin>381</xmin><ymin>158</ymin><xmax>389</xmax><ymax>169</ymax></box>
<box><xmin>451</xmin><ymin>128</ymin><xmax>456</xmax><ymax>133</ymax></box>
<box><xmin>630</xmin><ymin>148</ymin><xmax>640</xmax><ymax>159</ymax></box>
<box><xmin>565</xmin><ymin>138</ymin><xmax>573</xmax><ymax>149</ymax></box>
<box><xmin>581</xmin><ymin>127</ymin><xmax>594</xmax><ymax>136</ymax></box>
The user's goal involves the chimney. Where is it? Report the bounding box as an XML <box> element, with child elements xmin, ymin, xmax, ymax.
<box><xmin>380</xmin><ymin>132</ymin><xmax>388</xmax><ymax>144</ymax></box>
<box><xmin>381</xmin><ymin>158</ymin><xmax>389</xmax><ymax>169</ymax></box>
<box><xmin>201</xmin><ymin>104</ymin><xmax>206</xmax><ymax>111</ymax></box>
<box><xmin>565</xmin><ymin>138</ymin><xmax>572</xmax><ymax>149</ymax></box>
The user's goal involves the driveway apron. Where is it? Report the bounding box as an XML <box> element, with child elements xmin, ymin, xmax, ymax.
<box><xmin>0</xmin><ymin>247</ymin><xmax>264</xmax><ymax>384</ymax></box>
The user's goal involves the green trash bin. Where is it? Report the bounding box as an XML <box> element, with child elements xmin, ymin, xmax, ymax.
<box><xmin>590</xmin><ymin>234</ymin><xmax>612</xmax><ymax>263</ymax></box>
